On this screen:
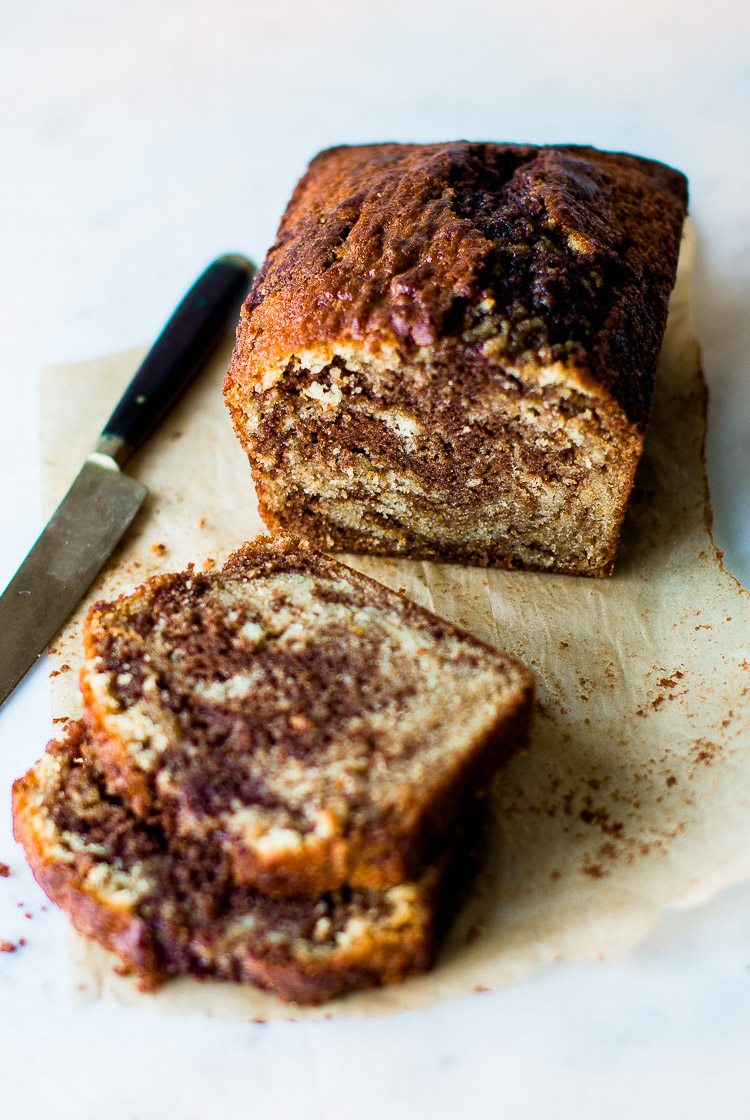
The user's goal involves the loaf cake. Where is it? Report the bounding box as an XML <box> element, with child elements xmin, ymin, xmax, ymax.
<box><xmin>13</xmin><ymin>724</ymin><xmax>475</xmax><ymax>1003</ymax></box>
<box><xmin>80</xmin><ymin>536</ymin><xmax>533</xmax><ymax>896</ymax></box>
<box><xmin>225</xmin><ymin>142</ymin><xmax>688</xmax><ymax>575</ymax></box>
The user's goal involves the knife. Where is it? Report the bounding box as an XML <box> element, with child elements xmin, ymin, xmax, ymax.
<box><xmin>0</xmin><ymin>253</ymin><xmax>255</xmax><ymax>708</ymax></box>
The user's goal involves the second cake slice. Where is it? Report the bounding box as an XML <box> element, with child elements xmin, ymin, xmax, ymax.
<box><xmin>14</xmin><ymin>724</ymin><xmax>476</xmax><ymax>1004</ymax></box>
<box><xmin>81</xmin><ymin>536</ymin><xmax>532</xmax><ymax>895</ymax></box>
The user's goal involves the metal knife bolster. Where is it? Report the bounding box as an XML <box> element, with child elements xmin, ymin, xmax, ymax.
<box><xmin>88</xmin><ymin>433</ymin><xmax>134</xmax><ymax>471</ymax></box>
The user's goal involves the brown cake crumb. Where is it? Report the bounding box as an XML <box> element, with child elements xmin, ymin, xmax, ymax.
<box><xmin>0</xmin><ymin>862</ymin><xmax>10</xmax><ymax>878</ymax></box>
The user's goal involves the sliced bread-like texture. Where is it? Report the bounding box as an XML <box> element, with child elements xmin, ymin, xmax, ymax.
<box><xmin>80</xmin><ymin>536</ymin><xmax>533</xmax><ymax>895</ymax></box>
<box><xmin>225</xmin><ymin>142</ymin><xmax>687</xmax><ymax>575</ymax></box>
<box><xmin>12</xmin><ymin>724</ymin><xmax>469</xmax><ymax>1004</ymax></box>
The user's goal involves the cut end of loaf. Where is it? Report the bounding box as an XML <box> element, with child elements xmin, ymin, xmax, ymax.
<box><xmin>226</xmin><ymin>341</ymin><xmax>643</xmax><ymax>576</ymax></box>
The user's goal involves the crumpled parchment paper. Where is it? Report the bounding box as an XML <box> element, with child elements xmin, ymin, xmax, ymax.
<box><xmin>40</xmin><ymin>224</ymin><xmax>750</xmax><ymax>1020</ymax></box>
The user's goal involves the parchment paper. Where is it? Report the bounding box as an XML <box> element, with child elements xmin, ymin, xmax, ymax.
<box><xmin>41</xmin><ymin>225</ymin><xmax>750</xmax><ymax>1020</ymax></box>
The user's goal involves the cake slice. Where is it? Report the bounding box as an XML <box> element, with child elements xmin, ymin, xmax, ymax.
<box><xmin>225</xmin><ymin>142</ymin><xmax>688</xmax><ymax>575</ymax></box>
<box><xmin>13</xmin><ymin>724</ymin><xmax>470</xmax><ymax>1004</ymax></box>
<box><xmin>80</xmin><ymin>536</ymin><xmax>532</xmax><ymax>896</ymax></box>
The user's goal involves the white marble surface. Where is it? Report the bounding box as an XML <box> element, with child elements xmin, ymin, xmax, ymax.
<box><xmin>1</xmin><ymin>1</ymin><xmax>749</xmax><ymax>1116</ymax></box>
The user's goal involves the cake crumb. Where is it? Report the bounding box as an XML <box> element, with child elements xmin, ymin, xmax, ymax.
<box><xmin>464</xmin><ymin>924</ymin><xmax>484</xmax><ymax>944</ymax></box>
<box><xmin>151</xmin><ymin>542</ymin><xmax>167</xmax><ymax>557</ymax></box>
<box><xmin>0</xmin><ymin>941</ymin><xmax>16</xmax><ymax>953</ymax></box>
<box><xmin>0</xmin><ymin>862</ymin><xmax>10</xmax><ymax>878</ymax></box>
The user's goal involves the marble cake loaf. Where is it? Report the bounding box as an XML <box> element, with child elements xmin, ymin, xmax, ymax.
<box><xmin>80</xmin><ymin>537</ymin><xmax>533</xmax><ymax>897</ymax></box>
<box><xmin>12</xmin><ymin>725</ymin><xmax>484</xmax><ymax>1004</ymax></box>
<box><xmin>225</xmin><ymin>142</ymin><xmax>688</xmax><ymax>576</ymax></box>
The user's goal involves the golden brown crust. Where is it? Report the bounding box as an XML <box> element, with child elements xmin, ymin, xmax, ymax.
<box><xmin>79</xmin><ymin>535</ymin><xmax>533</xmax><ymax>895</ymax></box>
<box><xmin>226</xmin><ymin>141</ymin><xmax>687</xmax><ymax>428</ymax></box>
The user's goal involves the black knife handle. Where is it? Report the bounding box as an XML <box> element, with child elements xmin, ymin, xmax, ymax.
<box><xmin>96</xmin><ymin>254</ymin><xmax>255</xmax><ymax>467</ymax></box>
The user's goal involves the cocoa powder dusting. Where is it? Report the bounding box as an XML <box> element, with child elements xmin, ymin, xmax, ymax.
<box><xmin>579</xmin><ymin>807</ymin><xmax>624</xmax><ymax>837</ymax></box>
<box><xmin>691</xmin><ymin>739</ymin><xmax>721</xmax><ymax>766</ymax></box>
<box><xmin>582</xmin><ymin>841</ymin><xmax>620</xmax><ymax>878</ymax></box>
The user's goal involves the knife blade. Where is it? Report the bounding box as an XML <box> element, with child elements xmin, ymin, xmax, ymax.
<box><xmin>0</xmin><ymin>253</ymin><xmax>255</xmax><ymax>707</ymax></box>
